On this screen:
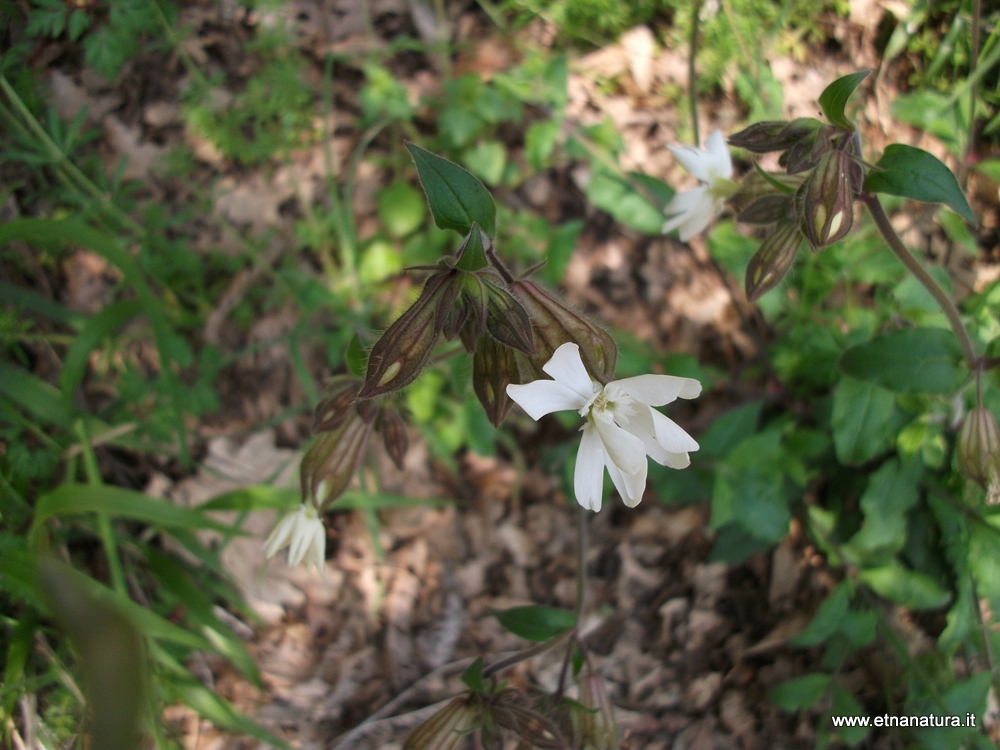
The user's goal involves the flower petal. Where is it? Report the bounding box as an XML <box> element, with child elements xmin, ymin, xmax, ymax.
<box><xmin>668</xmin><ymin>143</ymin><xmax>714</xmax><ymax>184</ymax></box>
<box><xmin>703</xmin><ymin>129</ymin><xmax>734</xmax><ymax>181</ymax></box>
<box><xmin>662</xmin><ymin>187</ymin><xmax>716</xmax><ymax>241</ymax></box>
<box><xmin>651</xmin><ymin>410</ymin><xmax>699</xmax><ymax>453</ymax></box>
<box><xmin>605</xmin><ymin>453</ymin><xmax>647</xmax><ymax>507</ymax></box>
<box><xmin>611</xmin><ymin>374</ymin><xmax>702</xmax><ymax>406</ymax></box>
<box><xmin>263</xmin><ymin>512</ymin><xmax>296</xmax><ymax>559</ymax></box>
<box><xmin>662</xmin><ymin>451</ymin><xmax>691</xmax><ymax>469</ymax></box>
<box><xmin>542</xmin><ymin>343</ymin><xmax>598</xmax><ymax>400</ymax></box>
<box><xmin>574</xmin><ymin>424</ymin><xmax>606</xmax><ymax>512</ymax></box>
<box><xmin>507</xmin><ymin>380</ymin><xmax>588</xmax><ymax>420</ymax></box>
<box><xmin>592</xmin><ymin>411</ymin><xmax>646</xmax><ymax>477</ymax></box>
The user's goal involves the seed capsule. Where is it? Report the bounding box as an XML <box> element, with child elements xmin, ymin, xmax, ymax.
<box><xmin>798</xmin><ymin>150</ymin><xmax>855</xmax><ymax>251</ymax></box>
<box><xmin>957</xmin><ymin>407</ymin><xmax>1000</xmax><ymax>493</ymax></box>
<box><xmin>744</xmin><ymin>220</ymin><xmax>803</xmax><ymax>301</ymax></box>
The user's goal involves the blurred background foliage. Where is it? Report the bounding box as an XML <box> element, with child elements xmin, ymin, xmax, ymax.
<box><xmin>1</xmin><ymin>0</ymin><xmax>1000</xmax><ymax>746</ymax></box>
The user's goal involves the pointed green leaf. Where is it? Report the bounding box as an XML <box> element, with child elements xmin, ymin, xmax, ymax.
<box><xmin>859</xmin><ymin>565</ymin><xmax>951</xmax><ymax>609</ymax></box>
<box><xmin>490</xmin><ymin>606</ymin><xmax>576</xmax><ymax>642</ymax></box>
<box><xmin>455</xmin><ymin>225</ymin><xmax>488</xmax><ymax>271</ymax></box>
<box><xmin>770</xmin><ymin>673</ymin><xmax>831</xmax><ymax>711</ymax></box>
<box><xmin>818</xmin><ymin>71</ymin><xmax>869</xmax><ymax>129</ymax></box>
<box><xmin>831</xmin><ymin>377</ymin><xmax>896</xmax><ymax>465</ymax></box>
<box><xmin>865</xmin><ymin>145</ymin><xmax>976</xmax><ymax>225</ymax></box>
<box><xmin>839</xmin><ymin>327</ymin><xmax>966</xmax><ymax>394</ymax></box>
<box><xmin>407</xmin><ymin>143</ymin><xmax>496</xmax><ymax>238</ymax></box>
<box><xmin>461</xmin><ymin>657</ymin><xmax>485</xmax><ymax>691</ymax></box>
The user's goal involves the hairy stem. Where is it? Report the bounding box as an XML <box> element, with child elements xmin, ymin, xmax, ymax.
<box><xmin>862</xmin><ymin>194</ymin><xmax>978</xmax><ymax>368</ymax></box>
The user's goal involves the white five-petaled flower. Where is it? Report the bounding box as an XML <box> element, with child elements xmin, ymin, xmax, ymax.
<box><xmin>506</xmin><ymin>343</ymin><xmax>701</xmax><ymax>512</ymax></box>
<box><xmin>662</xmin><ymin>129</ymin><xmax>737</xmax><ymax>241</ymax></box>
<box><xmin>264</xmin><ymin>500</ymin><xmax>326</xmax><ymax>572</ymax></box>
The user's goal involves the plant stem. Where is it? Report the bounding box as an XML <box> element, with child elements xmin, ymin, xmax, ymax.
<box><xmin>576</xmin><ymin>504</ymin><xmax>587</xmax><ymax>619</ymax></box>
<box><xmin>966</xmin><ymin>0</ymin><xmax>982</xmax><ymax>181</ymax></box>
<box><xmin>862</xmin><ymin>194</ymin><xmax>978</xmax><ymax>368</ymax></box>
<box><xmin>688</xmin><ymin>0</ymin><xmax>702</xmax><ymax>146</ymax></box>
<box><xmin>482</xmin><ymin>628</ymin><xmax>574</xmax><ymax>678</ymax></box>
<box><xmin>969</xmin><ymin>577</ymin><xmax>1000</xmax><ymax>701</ymax></box>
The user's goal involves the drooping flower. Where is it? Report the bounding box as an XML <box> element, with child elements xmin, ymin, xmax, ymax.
<box><xmin>506</xmin><ymin>343</ymin><xmax>701</xmax><ymax>511</ymax></box>
<box><xmin>662</xmin><ymin>129</ymin><xmax>738</xmax><ymax>241</ymax></box>
<box><xmin>264</xmin><ymin>499</ymin><xmax>326</xmax><ymax>572</ymax></box>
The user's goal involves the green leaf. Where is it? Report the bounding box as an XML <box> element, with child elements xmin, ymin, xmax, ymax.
<box><xmin>406</xmin><ymin>143</ymin><xmax>497</xmax><ymax>238</ymax></box>
<box><xmin>864</xmin><ymin>145</ymin><xmax>976</xmax><ymax>225</ymax></box>
<box><xmin>0</xmin><ymin>280</ymin><xmax>87</xmax><ymax>329</ymax></box>
<box><xmin>830</xmin><ymin>685</ymin><xmax>868</xmax><ymax>745</ymax></box>
<box><xmin>30</xmin><ymin>485</ymin><xmax>240</xmax><ymax>549</ymax></box>
<box><xmin>377</xmin><ymin>181</ymin><xmax>426</xmax><ymax>238</ymax></box>
<box><xmin>698</xmin><ymin>400</ymin><xmax>763</xmax><ymax>460</ymax></box>
<box><xmin>454</xmin><ymin>225</ymin><xmax>488</xmax><ymax>272</ymax></box>
<box><xmin>328</xmin><ymin>490</ymin><xmax>453</xmax><ymax>511</ymax></box>
<box><xmin>543</xmin><ymin>220</ymin><xmax>583</xmax><ymax>286</ymax></box>
<box><xmin>770</xmin><ymin>673</ymin><xmax>831</xmax><ymax>711</ymax></box>
<box><xmin>461</xmin><ymin>657</ymin><xmax>484</xmax><ymax>691</ymax></box>
<box><xmin>859</xmin><ymin>565</ymin><xmax>951</xmax><ymax>609</ymax></box>
<box><xmin>463</xmin><ymin>142</ymin><xmax>507</xmax><ymax>186</ymax></box>
<box><xmin>346</xmin><ymin>333</ymin><xmax>367</xmax><ymax>377</ymax></box>
<box><xmin>848</xmin><ymin>458</ymin><xmax>922</xmax><ymax>555</ymax></box>
<box><xmin>525</xmin><ymin>121</ymin><xmax>560</xmax><ymax>171</ymax></box>
<box><xmin>199</xmin><ymin>485</ymin><xmax>300</xmax><ymax>513</ymax></box>
<box><xmin>818</xmin><ymin>71</ymin><xmax>870</xmax><ymax>129</ymax></box>
<box><xmin>831</xmin><ymin>377</ymin><xmax>896</xmax><ymax>465</ymax></box>
<box><xmin>584</xmin><ymin>167</ymin><xmax>665</xmax><ymax>234</ymax></box>
<box><xmin>839</xmin><ymin>327</ymin><xmax>966</xmax><ymax>394</ymax></box>
<box><xmin>0</xmin><ymin>360</ymin><xmax>73</xmax><ymax>428</ymax></box>
<box><xmin>792</xmin><ymin>582</ymin><xmax>850</xmax><ymax>646</ymax></box>
<box><xmin>490</xmin><ymin>605</ymin><xmax>576</xmax><ymax>642</ymax></box>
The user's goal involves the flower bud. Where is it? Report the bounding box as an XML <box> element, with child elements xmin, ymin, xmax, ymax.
<box><xmin>957</xmin><ymin>407</ymin><xmax>1000</xmax><ymax>492</ymax></box>
<box><xmin>300</xmin><ymin>409</ymin><xmax>374</xmax><ymax>510</ymax></box>
<box><xmin>403</xmin><ymin>696</ymin><xmax>479</xmax><ymax>750</ymax></box>
<box><xmin>474</xmin><ymin>336</ymin><xmax>521</xmax><ymax>426</ymax></box>
<box><xmin>312</xmin><ymin>377</ymin><xmax>363</xmax><ymax>433</ymax></box>
<box><xmin>728</xmin><ymin>118</ymin><xmax>822</xmax><ymax>154</ymax></box>
<box><xmin>798</xmin><ymin>150</ymin><xmax>855</xmax><ymax>251</ymax></box>
<box><xmin>483</xmin><ymin>277</ymin><xmax>535</xmax><ymax>355</ymax></box>
<box><xmin>726</xmin><ymin>170</ymin><xmax>804</xmax><ymax>224</ymax></box>
<box><xmin>510</xmin><ymin>280</ymin><xmax>617</xmax><ymax>384</ymax></box>
<box><xmin>378</xmin><ymin>404</ymin><xmax>409</xmax><ymax>470</ymax></box>
<box><xmin>358</xmin><ymin>270</ymin><xmax>462</xmax><ymax>399</ymax></box>
<box><xmin>744</xmin><ymin>220</ymin><xmax>802</xmax><ymax>302</ymax></box>
<box><xmin>781</xmin><ymin>125</ymin><xmax>835</xmax><ymax>174</ymax></box>
<box><xmin>577</xmin><ymin>674</ymin><xmax>619</xmax><ymax>750</ymax></box>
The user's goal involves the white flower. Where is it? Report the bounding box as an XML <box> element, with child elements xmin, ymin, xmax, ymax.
<box><xmin>264</xmin><ymin>502</ymin><xmax>326</xmax><ymax>572</ymax></box>
<box><xmin>662</xmin><ymin>129</ymin><xmax>736</xmax><ymax>241</ymax></box>
<box><xmin>506</xmin><ymin>343</ymin><xmax>701</xmax><ymax>511</ymax></box>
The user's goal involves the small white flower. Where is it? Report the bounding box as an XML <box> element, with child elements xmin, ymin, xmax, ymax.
<box><xmin>662</xmin><ymin>129</ymin><xmax>737</xmax><ymax>241</ymax></box>
<box><xmin>264</xmin><ymin>503</ymin><xmax>326</xmax><ymax>572</ymax></box>
<box><xmin>506</xmin><ymin>343</ymin><xmax>701</xmax><ymax>511</ymax></box>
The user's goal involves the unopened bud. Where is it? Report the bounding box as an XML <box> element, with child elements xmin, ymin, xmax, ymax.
<box><xmin>300</xmin><ymin>410</ymin><xmax>374</xmax><ymax>510</ymax></box>
<box><xmin>728</xmin><ymin>118</ymin><xmax>822</xmax><ymax>154</ymax></box>
<box><xmin>727</xmin><ymin>170</ymin><xmax>803</xmax><ymax>224</ymax></box>
<box><xmin>492</xmin><ymin>691</ymin><xmax>566</xmax><ymax>750</ymax></box>
<box><xmin>473</xmin><ymin>336</ymin><xmax>521</xmax><ymax>426</ymax></box>
<box><xmin>358</xmin><ymin>270</ymin><xmax>461</xmax><ymax>399</ymax></box>
<box><xmin>378</xmin><ymin>405</ymin><xmax>409</xmax><ymax>470</ymax></box>
<box><xmin>510</xmin><ymin>280</ymin><xmax>617</xmax><ymax>384</ymax></box>
<box><xmin>577</xmin><ymin>674</ymin><xmax>619</xmax><ymax>750</ymax></box>
<box><xmin>403</xmin><ymin>696</ymin><xmax>479</xmax><ymax>750</ymax></box>
<box><xmin>484</xmin><ymin>278</ymin><xmax>535</xmax><ymax>355</ymax></box>
<box><xmin>744</xmin><ymin>220</ymin><xmax>802</xmax><ymax>301</ymax></box>
<box><xmin>958</xmin><ymin>407</ymin><xmax>1000</xmax><ymax>493</ymax></box>
<box><xmin>312</xmin><ymin>377</ymin><xmax>363</xmax><ymax>433</ymax></box>
<box><xmin>798</xmin><ymin>150</ymin><xmax>855</xmax><ymax>250</ymax></box>
<box><xmin>781</xmin><ymin>125</ymin><xmax>835</xmax><ymax>174</ymax></box>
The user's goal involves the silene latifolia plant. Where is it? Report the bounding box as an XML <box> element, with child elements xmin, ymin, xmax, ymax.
<box><xmin>264</xmin><ymin>73</ymin><xmax>995</xmax><ymax>750</ymax></box>
<box><xmin>262</xmin><ymin>142</ymin><xmax>702</xmax><ymax>749</ymax></box>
